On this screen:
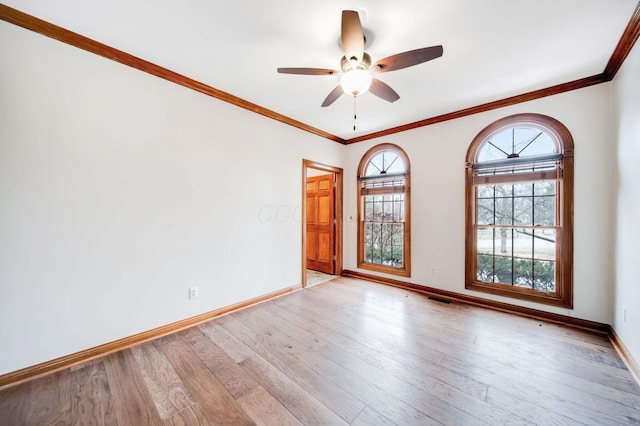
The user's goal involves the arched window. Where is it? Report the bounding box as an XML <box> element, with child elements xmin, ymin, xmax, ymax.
<box><xmin>465</xmin><ymin>113</ymin><xmax>574</xmax><ymax>307</ymax></box>
<box><xmin>357</xmin><ymin>144</ymin><xmax>410</xmax><ymax>277</ymax></box>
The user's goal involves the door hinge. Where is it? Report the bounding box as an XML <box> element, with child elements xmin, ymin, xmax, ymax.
<box><xmin>333</xmin><ymin>255</ymin><xmax>337</xmax><ymax>261</ymax></box>
<box><xmin>333</xmin><ymin>219</ymin><xmax>337</xmax><ymax>224</ymax></box>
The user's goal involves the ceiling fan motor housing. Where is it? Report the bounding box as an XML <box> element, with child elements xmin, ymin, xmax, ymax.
<box><xmin>341</xmin><ymin>52</ymin><xmax>372</xmax><ymax>72</ymax></box>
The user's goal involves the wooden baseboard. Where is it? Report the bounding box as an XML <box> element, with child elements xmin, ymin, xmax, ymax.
<box><xmin>342</xmin><ymin>270</ymin><xmax>610</xmax><ymax>333</ymax></box>
<box><xmin>0</xmin><ymin>284</ymin><xmax>302</xmax><ymax>390</ymax></box>
<box><xmin>609</xmin><ymin>327</ymin><xmax>640</xmax><ymax>386</ymax></box>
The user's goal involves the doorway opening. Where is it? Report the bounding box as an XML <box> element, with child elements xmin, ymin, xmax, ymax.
<box><xmin>302</xmin><ymin>160</ymin><xmax>343</xmax><ymax>288</ymax></box>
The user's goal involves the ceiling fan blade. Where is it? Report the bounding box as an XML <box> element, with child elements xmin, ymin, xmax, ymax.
<box><xmin>341</xmin><ymin>10</ymin><xmax>364</xmax><ymax>62</ymax></box>
<box><xmin>369</xmin><ymin>78</ymin><xmax>400</xmax><ymax>103</ymax></box>
<box><xmin>277</xmin><ymin>68</ymin><xmax>337</xmax><ymax>75</ymax></box>
<box><xmin>321</xmin><ymin>85</ymin><xmax>344</xmax><ymax>107</ymax></box>
<box><xmin>373</xmin><ymin>45</ymin><xmax>443</xmax><ymax>72</ymax></box>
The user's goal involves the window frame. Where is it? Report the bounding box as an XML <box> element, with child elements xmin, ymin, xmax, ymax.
<box><xmin>465</xmin><ymin>113</ymin><xmax>574</xmax><ymax>308</ymax></box>
<box><xmin>357</xmin><ymin>143</ymin><xmax>411</xmax><ymax>277</ymax></box>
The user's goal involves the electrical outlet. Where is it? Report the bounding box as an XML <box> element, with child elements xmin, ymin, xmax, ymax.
<box><xmin>431</xmin><ymin>267</ymin><xmax>437</xmax><ymax>275</ymax></box>
<box><xmin>189</xmin><ymin>287</ymin><xmax>199</xmax><ymax>299</ymax></box>
<box><xmin>623</xmin><ymin>306</ymin><xmax>627</xmax><ymax>322</ymax></box>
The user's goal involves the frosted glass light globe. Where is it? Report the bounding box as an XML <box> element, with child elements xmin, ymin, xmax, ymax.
<box><xmin>340</xmin><ymin>69</ymin><xmax>372</xmax><ymax>96</ymax></box>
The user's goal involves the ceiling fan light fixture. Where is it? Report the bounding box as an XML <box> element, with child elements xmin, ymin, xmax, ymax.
<box><xmin>277</xmin><ymin>11</ymin><xmax>443</xmax><ymax>111</ymax></box>
<box><xmin>340</xmin><ymin>69</ymin><xmax>372</xmax><ymax>96</ymax></box>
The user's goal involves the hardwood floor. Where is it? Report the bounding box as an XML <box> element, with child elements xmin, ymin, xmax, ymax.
<box><xmin>2</xmin><ymin>277</ymin><xmax>640</xmax><ymax>425</ymax></box>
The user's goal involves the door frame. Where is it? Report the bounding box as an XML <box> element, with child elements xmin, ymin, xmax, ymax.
<box><xmin>302</xmin><ymin>159</ymin><xmax>343</xmax><ymax>288</ymax></box>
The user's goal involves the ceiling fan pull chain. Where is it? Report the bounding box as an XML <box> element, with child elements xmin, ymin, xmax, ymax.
<box><xmin>353</xmin><ymin>95</ymin><xmax>357</xmax><ymax>131</ymax></box>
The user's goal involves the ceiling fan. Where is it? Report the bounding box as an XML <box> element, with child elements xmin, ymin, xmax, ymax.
<box><xmin>277</xmin><ymin>10</ymin><xmax>443</xmax><ymax>107</ymax></box>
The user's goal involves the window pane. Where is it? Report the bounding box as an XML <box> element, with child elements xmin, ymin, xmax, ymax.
<box><xmin>363</xmin><ymin>193</ymin><xmax>405</xmax><ymax>267</ymax></box>
<box><xmin>476</xmin><ymin>126</ymin><xmax>558</xmax><ymax>163</ymax></box>
<box><xmin>534</xmin><ymin>260</ymin><xmax>556</xmax><ymax>292</ymax></box>
<box><xmin>476</xmin><ymin>228</ymin><xmax>557</xmax><ymax>289</ymax></box>
<box><xmin>497</xmin><ymin>229</ymin><xmax>513</xmax><ymax>284</ymax></box>
<box><xmin>533</xmin><ymin>227</ymin><xmax>556</xmax><ymax>293</ymax></box>
<box><xmin>394</xmin><ymin>196</ymin><xmax>404</xmax><ymax>221</ymax></box>
<box><xmin>371</xmin><ymin>195</ymin><xmax>383</xmax><ymax>221</ymax></box>
<box><xmin>514</xmin><ymin>195</ymin><xmax>533</xmax><ymax>226</ymax></box>
<box><xmin>534</xmin><ymin>180</ymin><xmax>556</xmax><ymax>196</ymax></box>
<box><xmin>477</xmin><ymin>227</ymin><xmax>494</xmax><ymax>282</ymax></box>
<box><xmin>513</xmin><ymin>230</ymin><xmax>533</xmax><ymax>288</ymax></box>
<box><xmin>494</xmin><ymin>187</ymin><xmax>513</xmax><ymax>226</ymax></box>
<box><xmin>514</xmin><ymin>258</ymin><xmax>533</xmax><ymax>288</ymax></box>
<box><xmin>364</xmin><ymin>198</ymin><xmax>373</xmax><ymax>221</ymax></box>
<box><xmin>493</xmin><ymin>227</ymin><xmax>513</xmax><ymax>284</ymax></box>
<box><xmin>534</xmin><ymin>195</ymin><xmax>556</xmax><ymax>226</ymax></box>
<box><xmin>393</xmin><ymin>248</ymin><xmax>404</xmax><ymax>267</ymax></box>
<box><xmin>473</xmin><ymin>181</ymin><xmax>559</xmax><ymax>289</ymax></box>
<box><xmin>392</xmin><ymin>225</ymin><xmax>404</xmax><ymax>245</ymax></box>
<box><xmin>477</xmin><ymin>198</ymin><xmax>494</xmax><ymax>225</ymax></box>
<box><xmin>513</xmin><ymin>183</ymin><xmax>533</xmax><ymax>197</ymax></box>
<box><xmin>477</xmin><ymin>253</ymin><xmax>493</xmax><ymax>282</ymax></box>
<box><xmin>477</xmin><ymin>226</ymin><xmax>494</xmax><ymax>255</ymax></box>
<box><xmin>493</xmin><ymin>254</ymin><xmax>513</xmax><ymax>285</ymax></box>
<box><xmin>477</xmin><ymin>185</ymin><xmax>494</xmax><ymax>198</ymax></box>
<box><xmin>364</xmin><ymin>222</ymin><xmax>377</xmax><ymax>244</ymax></box>
<box><xmin>533</xmin><ymin>229</ymin><xmax>555</xmax><ymax>261</ymax></box>
<box><xmin>383</xmin><ymin>195</ymin><xmax>394</xmax><ymax>221</ymax></box>
<box><xmin>380</xmin><ymin>223</ymin><xmax>404</xmax><ymax>266</ymax></box>
<box><xmin>364</xmin><ymin>194</ymin><xmax>405</xmax><ymax>224</ymax></box>
<box><xmin>365</xmin><ymin>151</ymin><xmax>405</xmax><ymax>176</ymax></box>
<box><xmin>514</xmin><ymin>184</ymin><xmax>534</xmax><ymax>227</ymax></box>
<box><xmin>365</xmin><ymin>223</ymin><xmax>381</xmax><ymax>263</ymax></box>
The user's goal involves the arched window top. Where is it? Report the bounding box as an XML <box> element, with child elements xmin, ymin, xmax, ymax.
<box><xmin>467</xmin><ymin>113</ymin><xmax>573</xmax><ymax>178</ymax></box>
<box><xmin>359</xmin><ymin>143</ymin><xmax>410</xmax><ymax>178</ymax></box>
<box><xmin>475</xmin><ymin>124</ymin><xmax>560</xmax><ymax>163</ymax></box>
<box><xmin>363</xmin><ymin>150</ymin><xmax>406</xmax><ymax>176</ymax></box>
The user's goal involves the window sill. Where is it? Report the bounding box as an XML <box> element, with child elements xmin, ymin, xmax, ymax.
<box><xmin>466</xmin><ymin>280</ymin><xmax>572</xmax><ymax>309</ymax></box>
<box><xmin>358</xmin><ymin>261</ymin><xmax>410</xmax><ymax>278</ymax></box>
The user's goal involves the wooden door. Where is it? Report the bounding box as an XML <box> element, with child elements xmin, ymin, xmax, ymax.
<box><xmin>306</xmin><ymin>174</ymin><xmax>335</xmax><ymax>274</ymax></box>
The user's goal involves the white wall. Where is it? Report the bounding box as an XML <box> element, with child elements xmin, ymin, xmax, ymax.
<box><xmin>0</xmin><ymin>22</ymin><xmax>343</xmax><ymax>375</ymax></box>
<box><xmin>344</xmin><ymin>83</ymin><xmax>616</xmax><ymax>324</ymax></box>
<box><xmin>612</xmin><ymin>40</ymin><xmax>640</xmax><ymax>365</ymax></box>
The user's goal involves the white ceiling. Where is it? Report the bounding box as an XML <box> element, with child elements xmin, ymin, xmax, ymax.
<box><xmin>5</xmin><ymin>0</ymin><xmax>638</xmax><ymax>140</ymax></box>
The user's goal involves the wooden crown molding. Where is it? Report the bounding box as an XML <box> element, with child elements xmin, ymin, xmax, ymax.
<box><xmin>604</xmin><ymin>1</ymin><xmax>640</xmax><ymax>79</ymax></box>
<box><xmin>345</xmin><ymin>74</ymin><xmax>608</xmax><ymax>144</ymax></box>
<box><xmin>1</xmin><ymin>2</ymin><xmax>639</xmax><ymax>143</ymax></box>
<box><xmin>0</xmin><ymin>4</ymin><xmax>345</xmax><ymax>144</ymax></box>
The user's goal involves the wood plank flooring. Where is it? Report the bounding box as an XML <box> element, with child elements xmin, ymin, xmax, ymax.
<box><xmin>2</xmin><ymin>277</ymin><xmax>640</xmax><ymax>425</ymax></box>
